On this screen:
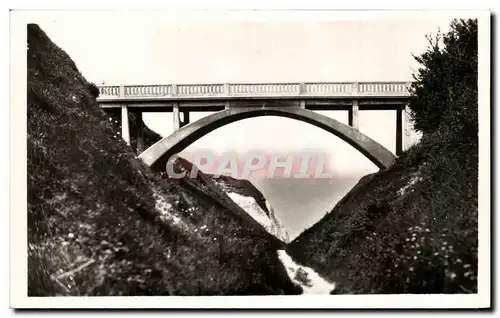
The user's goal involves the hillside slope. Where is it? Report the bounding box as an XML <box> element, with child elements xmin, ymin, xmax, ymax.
<box><xmin>287</xmin><ymin>20</ymin><xmax>478</xmax><ymax>294</ymax></box>
<box><xmin>288</xmin><ymin>138</ymin><xmax>477</xmax><ymax>294</ymax></box>
<box><xmin>27</xmin><ymin>24</ymin><xmax>301</xmax><ymax>296</ymax></box>
<box><xmin>105</xmin><ymin>99</ymin><xmax>290</xmax><ymax>243</ymax></box>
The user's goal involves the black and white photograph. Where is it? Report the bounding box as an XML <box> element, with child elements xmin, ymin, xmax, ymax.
<box><xmin>8</xmin><ymin>7</ymin><xmax>491</xmax><ymax>309</ymax></box>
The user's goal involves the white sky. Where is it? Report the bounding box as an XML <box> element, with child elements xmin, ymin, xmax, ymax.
<box><xmin>30</xmin><ymin>11</ymin><xmax>455</xmax><ymax>84</ymax></box>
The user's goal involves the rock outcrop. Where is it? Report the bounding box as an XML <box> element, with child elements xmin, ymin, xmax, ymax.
<box><xmin>207</xmin><ymin>175</ymin><xmax>290</xmax><ymax>243</ymax></box>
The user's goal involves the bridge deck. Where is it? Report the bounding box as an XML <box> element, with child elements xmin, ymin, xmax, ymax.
<box><xmin>96</xmin><ymin>82</ymin><xmax>413</xmax><ymax>156</ymax></box>
<box><xmin>97</xmin><ymin>82</ymin><xmax>412</xmax><ymax>104</ymax></box>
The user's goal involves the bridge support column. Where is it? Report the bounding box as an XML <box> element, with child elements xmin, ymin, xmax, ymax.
<box><xmin>225</xmin><ymin>101</ymin><xmax>230</xmax><ymax>109</ymax></box>
<box><xmin>121</xmin><ymin>105</ymin><xmax>130</xmax><ymax>145</ymax></box>
<box><xmin>348</xmin><ymin>100</ymin><xmax>359</xmax><ymax>129</ymax></box>
<box><xmin>135</xmin><ymin>111</ymin><xmax>145</xmax><ymax>153</ymax></box>
<box><xmin>173</xmin><ymin>102</ymin><xmax>180</xmax><ymax>131</ymax></box>
<box><xmin>181</xmin><ymin>111</ymin><xmax>190</xmax><ymax>128</ymax></box>
<box><xmin>403</xmin><ymin>104</ymin><xmax>413</xmax><ymax>151</ymax></box>
<box><xmin>299</xmin><ymin>100</ymin><xmax>306</xmax><ymax>109</ymax></box>
<box><xmin>396</xmin><ymin>106</ymin><xmax>403</xmax><ymax>156</ymax></box>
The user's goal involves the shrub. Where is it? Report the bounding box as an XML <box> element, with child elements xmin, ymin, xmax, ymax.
<box><xmin>408</xmin><ymin>19</ymin><xmax>478</xmax><ymax>137</ymax></box>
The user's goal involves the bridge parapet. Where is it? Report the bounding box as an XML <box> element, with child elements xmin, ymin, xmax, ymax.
<box><xmin>359</xmin><ymin>82</ymin><xmax>411</xmax><ymax>95</ymax></box>
<box><xmin>230</xmin><ymin>83</ymin><xmax>300</xmax><ymax>95</ymax></box>
<box><xmin>306</xmin><ymin>82</ymin><xmax>353</xmax><ymax>94</ymax></box>
<box><xmin>97</xmin><ymin>82</ymin><xmax>412</xmax><ymax>100</ymax></box>
<box><xmin>98</xmin><ymin>85</ymin><xmax>121</xmax><ymax>97</ymax></box>
<box><xmin>125</xmin><ymin>85</ymin><xmax>173</xmax><ymax>96</ymax></box>
<box><xmin>177</xmin><ymin>84</ymin><xmax>224</xmax><ymax>95</ymax></box>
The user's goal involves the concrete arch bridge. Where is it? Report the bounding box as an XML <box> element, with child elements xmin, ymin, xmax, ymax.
<box><xmin>96</xmin><ymin>81</ymin><xmax>413</xmax><ymax>171</ymax></box>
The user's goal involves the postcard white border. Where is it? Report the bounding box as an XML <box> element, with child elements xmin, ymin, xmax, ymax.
<box><xmin>9</xmin><ymin>8</ymin><xmax>491</xmax><ymax>309</ymax></box>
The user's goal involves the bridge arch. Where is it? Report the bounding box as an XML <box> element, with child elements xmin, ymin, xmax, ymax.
<box><xmin>138</xmin><ymin>107</ymin><xmax>396</xmax><ymax>172</ymax></box>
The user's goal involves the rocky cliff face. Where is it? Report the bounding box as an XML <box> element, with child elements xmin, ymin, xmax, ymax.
<box><xmin>207</xmin><ymin>175</ymin><xmax>290</xmax><ymax>243</ymax></box>
<box><xmin>159</xmin><ymin>157</ymin><xmax>290</xmax><ymax>242</ymax></box>
<box><xmin>27</xmin><ymin>24</ymin><xmax>301</xmax><ymax>296</ymax></box>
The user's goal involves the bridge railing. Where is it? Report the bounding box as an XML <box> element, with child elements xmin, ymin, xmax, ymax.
<box><xmin>305</xmin><ymin>82</ymin><xmax>354</xmax><ymax>94</ymax></box>
<box><xmin>229</xmin><ymin>83</ymin><xmax>301</xmax><ymax>95</ymax></box>
<box><xmin>125</xmin><ymin>85</ymin><xmax>173</xmax><ymax>96</ymax></box>
<box><xmin>98</xmin><ymin>85</ymin><xmax>121</xmax><ymax>97</ymax></box>
<box><xmin>177</xmin><ymin>84</ymin><xmax>225</xmax><ymax>95</ymax></box>
<box><xmin>359</xmin><ymin>82</ymin><xmax>411</xmax><ymax>95</ymax></box>
<box><xmin>97</xmin><ymin>82</ymin><xmax>412</xmax><ymax>99</ymax></box>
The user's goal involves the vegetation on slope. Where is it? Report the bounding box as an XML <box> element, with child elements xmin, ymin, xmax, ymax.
<box><xmin>287</xmin><ymin>19</ymin><xmax>478</xmax><ymax>294</ymax></box>
<box><xmin>27</xmin><ymin>23</ymin><xmax>301</xmax><ymax>296</ymax></box>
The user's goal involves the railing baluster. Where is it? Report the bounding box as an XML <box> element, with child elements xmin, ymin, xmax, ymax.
<box><xmin>96</xmin><ymin>81</ymin><xmax>411</xmax><ymax>99</ymax></box>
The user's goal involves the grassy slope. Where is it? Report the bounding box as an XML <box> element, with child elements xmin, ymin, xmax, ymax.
<box><xmin>27</xmin><ymin>24</ymin><xmax>301</xmax><ymax>296</ymax></box>
<box><xmin>287</xmin><ymin>119</ymin><xmax>478</xmax><ymax>294</ymax></box>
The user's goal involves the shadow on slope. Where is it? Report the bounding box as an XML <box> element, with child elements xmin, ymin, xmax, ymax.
<box><xmin>27</xmin><ymin>24</ymin><xmax>301</xmax><ymax>296</ymax></box>
<box><xmin>287</xmin><ymin>132</ymin><xmax>478</xmax><ymax>294</ymax></box>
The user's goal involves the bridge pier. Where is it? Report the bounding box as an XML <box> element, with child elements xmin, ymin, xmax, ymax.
<box><xmin>173</xmin><ymin>102</ymin><xmax>180</xmax><ymax>131</ymax></box>
<box><xmin>173</xmin><ymin>103</ymin><xmax>190</xmax><ymax>131</ymax></box>
<box><xmin>135</xmin><ymin>111</ymin><xmax>145</xmax><ymax>153</ymax></box>
<box><xmin>403</xmin><ymin>104</ymin><xmax>413</xmax><ymax>151</ymax></box>
<box><xmin>348</xmin><ymin>100</ymin><xmax>359</xmax><ymax>129</ymax></box>
<box><xmin>181</xmin><ymin>111</ymin><xmax>190</xmax><ymax>128</ymax></box>
<box><xmin>394</xmin><ymin>104</ymin><xmax>415</xmax><ymax>155</ymax></box>
<box><xmin>121</xmin><ymin>105</ymin><xmax>130</xmax><ymax>145</ymax></box>
<box><xmin>396</xmin><ymin>107</ymin><xmax>403</xmax><ymax>155</ymax></box>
